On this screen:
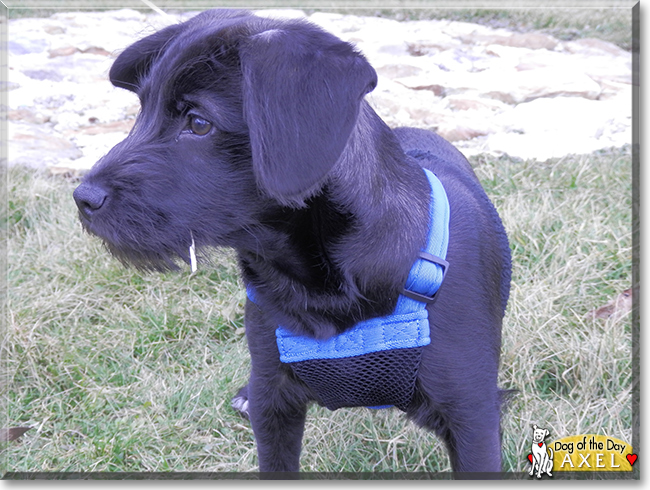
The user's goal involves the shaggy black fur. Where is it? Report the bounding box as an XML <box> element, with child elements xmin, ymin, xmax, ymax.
<box><xmin>73</xmin><ymin>9</ymin><xmax>511</xmax><ymax>475</ymax></box>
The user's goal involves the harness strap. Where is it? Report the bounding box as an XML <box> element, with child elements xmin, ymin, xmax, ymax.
<box><xmin>395</xmin><ymin>168</ymin><xmax>450</xmax><ymax>314</ymax></box>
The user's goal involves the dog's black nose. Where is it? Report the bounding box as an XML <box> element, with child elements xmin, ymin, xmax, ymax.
<box><xmin>73</xmin><ymin>183</ymin><xmax>108</xmax><ymax>220</ymax></box>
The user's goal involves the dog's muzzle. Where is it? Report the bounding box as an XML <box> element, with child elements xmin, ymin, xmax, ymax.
<box><xmin>73</xmin><ymin>183</ymin><xmax>109</xmax><ymax>221</ymax></box>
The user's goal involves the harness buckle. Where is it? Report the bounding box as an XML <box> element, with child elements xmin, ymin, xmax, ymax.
<box><xmin>401</xmin><ymin>251</ymin><xmax>449</xmax><ymax>304</ymax></box>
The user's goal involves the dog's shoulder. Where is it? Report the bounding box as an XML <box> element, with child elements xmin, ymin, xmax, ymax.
<box><xmin>394</xmin><ymin>127</ymin><xmax>512</xmax><ymax>314</ymax></box>
<box><xmin>394</xmin><ymin>127</ymin><xmax>490</xmax><ymax>215</ymax></box>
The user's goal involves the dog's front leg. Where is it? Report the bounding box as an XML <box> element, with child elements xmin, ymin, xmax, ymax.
<box><xmin>244</xmin><ymin>301</ymin><xmax>309</xmax><ymax>473</ymax></box>
<box><xmin>535</xmin><ymin>454</ymin><xmax>545</xmax><ymax>479</ymax></box>
<box><xmin>247</xmin><ymin>372</ymin><xmax>307</xmax><ymax>472</ymax></box>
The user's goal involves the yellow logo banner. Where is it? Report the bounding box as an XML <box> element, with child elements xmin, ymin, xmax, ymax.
<box><xmin>551</xmin><ymin>434</ymin><xmax>634</xmax><ymax>471</ymax></box>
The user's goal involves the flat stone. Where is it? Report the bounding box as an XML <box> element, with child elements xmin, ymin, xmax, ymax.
<box><xmin>43</xmin><ymin>24</ymin><xmax>66</xmax><ymax>35</ymax></box>
<box><xmin>49</xmin><ymin>45</ymin><xmax>79</xmax><ymax>57</ymax></box>
<box><xmin>492</xmin><ymin>66</ymin><xmax>603</xmax><ymax>102</ymax></box>
<box><xmin>504</xmin><ymin>32</ymin><xmax>559</xmax><ymax>50</ymax></box>
<box><xmin>75</xmin><ymin>119</ymin><xmax>135</xmax><ymax>136</ymax></box>
<box><xmin>22</xmin><ymin>69</ymin><xmax>64</xmax><ymax>82</ymax></box>
<box><xmin>395</xmin><ymin>79</ymin><xmax>446</xmax><ymax>96</ymax></box>
<box><xmin>82</xmin><ymin>46</ymin><xmax>112</xmax><ymax>56</ymax></box>
<box><xmin>8</xmin><ymin>109</ymin><xmax>50</xmax><ymax>124</ymax></box>
<box><xmin>9</xmin><ymin>123</ymin><xmax>83</xmax><ymax>167</ymax></box>
<box><xmin>461</xmin><ymin>32</ymin><xmax>559</xmax><ymax>51</ymax></box>
<box><xmin>376</xmin><ymin>64</ymin><xmax>423</xmax><ymax>79</ymax></box>
<box><xmin>487</xmin><ymin>95</ymin><xmax>630</xmax><ymax>160</ymax></box>
<box><xmin>445</xmin><ymin>95</ymin><xmax>507</xmax><ymax>112</ymax></box>
<box><xmin>8</xmin><ymin>37</ymin><xmax>49</xmax><ymax>55</ymax></box>
<box><xmin>438</xmin><ymin>126</ymin><xmax>489</xmax><ymax>142</ymax></box>
<box><xmin>564</xmin><ymin>37</ymin><xmax>628</xmax><ymax>57</ymax></box>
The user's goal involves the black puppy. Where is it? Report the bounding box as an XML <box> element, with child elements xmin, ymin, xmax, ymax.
<box><xmin>73</xmin><ymin>10</ymin><xmax>511</xmax><ymax>474</ymax></box>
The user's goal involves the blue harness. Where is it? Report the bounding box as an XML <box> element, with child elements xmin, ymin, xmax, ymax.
<box><xmin>247</xmin><ymin>168</ymin><xmax>450</xmax><ymax>411</ymax></box>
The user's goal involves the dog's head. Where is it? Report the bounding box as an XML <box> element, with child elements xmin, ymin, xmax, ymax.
<box><xmin>531</xmin><ymin>425</ymin><xmax>550</xmax><ymax>444</ymax></box>
<box><xmin>73</xmin><ymin>10</ymin><xmax>377</xmax><ymax>270</ymax></box>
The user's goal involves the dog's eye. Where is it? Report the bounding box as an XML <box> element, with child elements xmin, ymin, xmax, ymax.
<box><xmin>188</xmin><ymin>115</ymin><xmax>212</xmax><ymax>136</ymax></box>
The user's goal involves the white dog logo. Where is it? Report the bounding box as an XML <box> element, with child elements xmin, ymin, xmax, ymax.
<box><xmin>529</xmin><ymin>424</ymin><xmax>554</xmax><ymax>478</ymax></box>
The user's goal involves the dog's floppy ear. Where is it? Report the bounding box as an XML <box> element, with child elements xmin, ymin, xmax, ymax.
<box><xmin>240</xmin><ymin>23</ymin><xmax>377</xmax><ymax>205</ymax></box>
<box><xmin>109</xmin><ymin>23</ymin><xmax>185</xmax><ymax>92</ymax></box>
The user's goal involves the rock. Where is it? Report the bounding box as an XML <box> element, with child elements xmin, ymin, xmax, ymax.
<box><xmin>486</xmin><ymin>66</ymin><xmax>603</xmax><ymax>102</ymax></box>
<box><xmin>49</xmin><ymin>45</ymin><xmax>79</xmax><ymax>57</ymax></box>
<box><xmin>8</xmin><ymin>37</ymin><xmax>49</xmax><ymax>55</ymax></box>
<box><xmin>75</xmin><ymin>119</ymin><xmax>135</xmax><ymax>136</ymax></box>
<box><xmin>438</xmin><ymin>126</ymin><xmax>489</xmax><ymax>142</ymax></box>
<box><xmin>43</xmin><ymin>24</ymin><xmax>66</xmax><ymax>35</ymax></box>
<box><xmin>445</xmin><ymin>95</ymin><xmax>506</xmax><ymax>112</ymax></box>
<box><xmin>9</xmin><ymin>123</ymin><xmax>83</xmax><ymax>167</ymax></box>
<box><xmin>1</xmin><ymin>80</ymin><xmax>21</xmax><ymax>91</ymax></box>
<box><xmin>460</xmin><ymin>32</ymin><xmax>558</xmax><ymax>50</ymax></box>
<box><xmin>61</xmin><ymin>130</ymin><xmax>132</xmax><ymax>172</ymax></box>
<box><xmin>395</xmin><ymin>79</ymin><xmax>446</xmax><ymax>96</ymax></box>
<box><xmin>82</xmin><ymin>46</ymin><xmax>112</xmax><ymax>56</ymax></box>
<box><xmin>22</xmin><ymin>69</ymin><xmax>64</xmax><ymax>82</ymax></box>
<box><xmin>485</xmin><ymin>96</ymin><xmax>630</xmax><ymax>160</ymax></box>
<box><xmin>6</xmin><ymin>9</ymin><xmax>632</xmax><ymax>168</ymax></box>
<box><xmin>564</xmin><ymin>38</ymin><xmax>628</xmax><ymax>57</ymax></box>
<box><xmin>376</xmin><ymin>63</ymin><xmax>423</xmax><ymax>79</ymax></box>
<box><xmin>368</xmin><ymin>77</ymin><xmax>447</xmax><ymax>129</ymax></box>
<box><xmin>400</xmin><ymin>62</ymin><xmax>603</xmax><ymax>105</ymax></box>
<box><xmin>8</xmin><ymin>109</ymin><xmax>50</xmax><ymax>124</ymax></box>
<box><xmin>500</xmin><ymin>32</ymin><xmax>559</xmax><ymax>50</ymax></box>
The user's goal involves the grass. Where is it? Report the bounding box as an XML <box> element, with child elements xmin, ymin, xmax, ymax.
<box><xmin>475</xmin><ymin>148</ymin><xmax>634</xmax><ymax>468</ymax></box>
<box><xmin>367</xmin><ymin>7</ymin><xmax>633</xmax><ymax>50</ymax></box>
<box><xmin>5</xmin><ymin>0</ymin><xmax>634</xmax><ymax>50</ymax></box>
<box><xmin>1</xmin><ymin>145</ymin><xmax>633</xmax><ymax>475</ymax></box>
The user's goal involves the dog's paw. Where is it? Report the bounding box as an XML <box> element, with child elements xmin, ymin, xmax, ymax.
<box><xmin>231</xmin><ymin>385</ymin><xmax>250</xmax><ymax>419</ymax></box>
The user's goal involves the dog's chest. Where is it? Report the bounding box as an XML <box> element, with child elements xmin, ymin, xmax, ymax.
<box><xmin>249</xmin><ymin>168</ymin><xmax>450</xmax><ymax>411</ymax></box>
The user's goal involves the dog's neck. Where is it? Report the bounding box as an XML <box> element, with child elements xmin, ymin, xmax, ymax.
<box><xmin>239</xmin><ymin>103</ymin><xmax>430</xmax><ymax>338</ymax></box>
<box><xmin>328</xmin><ymin>102</ymin><xmax>431</xmax><ymax>295</ymax></box>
